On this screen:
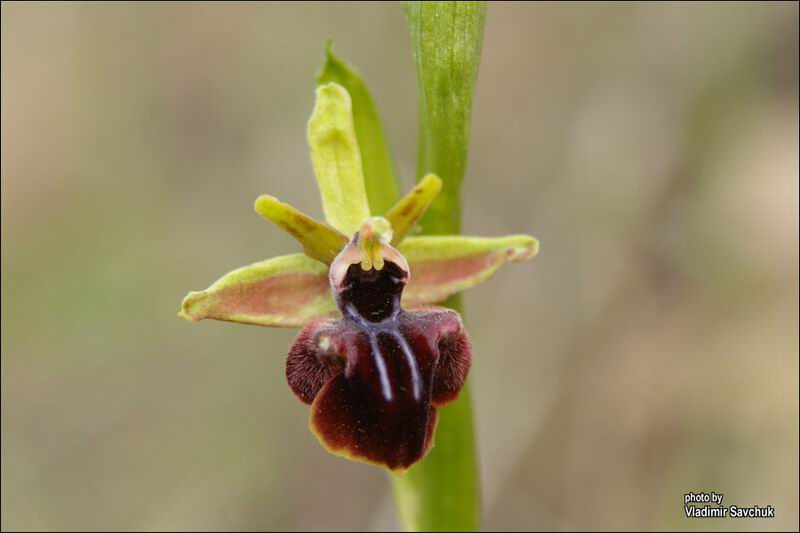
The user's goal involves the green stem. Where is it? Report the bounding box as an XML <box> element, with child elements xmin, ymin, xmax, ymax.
<box><xmin>393</xmin><ymin>2</ymin><xmax>486</xmax><ymax>531</ymax></box>
<box><xmin>392</xmin><ymin>294</ymin><xmax>479</xmax><ymax>532</ymax></box>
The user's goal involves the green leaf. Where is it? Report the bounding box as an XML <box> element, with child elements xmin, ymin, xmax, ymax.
<box><xmin>403</xmin><ymin>0</ymin><xmax>487</xmax><ymax>235</ymax></box>
<box><xmin>399</xmin><ymin>234</ymin><xmax>538</xmax><ymax>306</ymax></box>
<box><xmin>307</xmin><ymin>83</ymin><xmax>372</xmax><ymax>235</ymax></box>
<box><xmin>386</xmin><ymin>174</ymin><xmax>442</xmax><ymax>245</ymax></box>
<box><xmin>317</xmin><ymin>42</ymin><xmax>401</xmax><ymax>215</ymax></box>
<box><xmin>179</xmin><ymin>254</ymin><xmax>337</xmax><ymax>328</ymax></box>
<box><xmin>254</xmin><ymin>194</ymin><xmax>348</xmax><ymax>264</ymax></box>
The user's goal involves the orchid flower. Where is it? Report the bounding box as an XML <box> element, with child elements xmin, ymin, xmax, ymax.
<box><xmin>179</xmin><ymin>83</ymin><xmax>538</xmax><ymax>472</ymax></box>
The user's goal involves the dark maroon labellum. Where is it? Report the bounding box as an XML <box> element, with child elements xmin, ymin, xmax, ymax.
<box><xmin>286</xmin><ymin>249</ymin><xmax>471</xmax><ymax>471</ymax></box>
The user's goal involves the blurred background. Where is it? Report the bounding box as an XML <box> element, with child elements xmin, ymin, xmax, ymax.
<box><xmin>2</xmin><ymin>2</ymin><xmax>798</xmax><ymax>531</ymax></box>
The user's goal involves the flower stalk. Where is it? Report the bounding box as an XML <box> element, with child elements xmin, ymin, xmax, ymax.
<box><xmin>392</xmin><ymin>2</ymin><xmax>486</xmax><ymax>531</ymax></box>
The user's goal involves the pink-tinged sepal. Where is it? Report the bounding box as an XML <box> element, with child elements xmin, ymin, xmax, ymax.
<box><xmin>179</xmin><ymin>254</ymin><xmax>337</xmax><ymax>328</ymax></box>
<box><xmin>399</xmin><ymin>234</ymin><xmax>539</xmax><ymax>307</ymax></box>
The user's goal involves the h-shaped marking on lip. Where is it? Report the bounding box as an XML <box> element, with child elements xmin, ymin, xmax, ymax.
<box><xmin>345</xmin><ymin>303</ymin><xmax>422</xmax><ymax>403</ymax></box>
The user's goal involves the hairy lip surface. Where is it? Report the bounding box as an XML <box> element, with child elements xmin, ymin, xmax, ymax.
<box><xmin>286</xmin><ymin>258</ymin><xmax>472</xmax><ymax>470</ymax></box>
